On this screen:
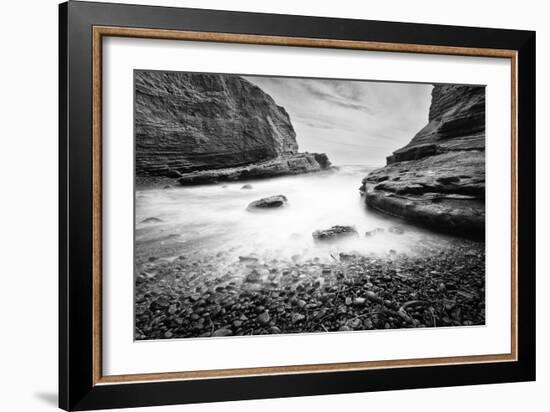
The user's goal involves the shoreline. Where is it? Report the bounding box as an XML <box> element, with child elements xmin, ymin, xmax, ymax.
<box><xmin>135</xmin><ymin>237</ymin><xmax>485</xmax><ymax>340</ymax></box>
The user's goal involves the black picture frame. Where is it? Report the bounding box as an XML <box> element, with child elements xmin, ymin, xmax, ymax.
<box><xmin>59</xmin><ymin>1</ymin><xmax>536</xmax><ymax>410</ymax></box>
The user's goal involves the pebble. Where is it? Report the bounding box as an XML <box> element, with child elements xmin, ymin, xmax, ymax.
<box><xmin>291</xmin><ymin>313</ymin><xmax>306</xmax><ymax>323</ymax></box>
<box><xmin>257</xmin><ymin>312</ymin><xmax>271</xmax><ymax>325</ymax></box>
<box><xmin>212</xmin><ymin>328</ymin><xmax>233</xmax><ymax>337</ymax></box>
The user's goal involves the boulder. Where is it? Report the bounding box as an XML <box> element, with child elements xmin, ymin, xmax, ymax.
<box><xmin>247</xmin><ymin>195</ymin><xmax>288</xmax><ymax>209</ymax></box>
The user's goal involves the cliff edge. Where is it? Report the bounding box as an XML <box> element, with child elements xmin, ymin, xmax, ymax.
<box><xmin>135</xmin><ymin>71</ymin><xmax>331</xmax><ymax>183</ymax></box>
<box><xmin>362</xmin><ymin>84</ymin><xmax>486</xmax><ymax>238</ymax></box>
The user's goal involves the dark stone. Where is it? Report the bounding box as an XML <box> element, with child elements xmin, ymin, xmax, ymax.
<box><xmin>212</xmin><ymin>328</ymin><xmax>233</xmax><ymax>337</ymax></box>
<box><xmin>140</xmin><ymin>217</ymin><xmax>163</xmax><ymax>224</ymax></box>
<box><xmin>247</xmin><ymin>195</ymin><xmax>288</xmax><ymax>209</ymax></box>
<box><xmin>312</xmin><ymin>225</ymin><xmax>358</xmax><ymax>241</ymax></box>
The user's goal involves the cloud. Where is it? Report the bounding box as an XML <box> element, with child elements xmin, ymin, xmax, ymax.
<box><xmin>244</xmin><ymin>76</ymin><xmax>433</xmax><ymax>166</ymax></box>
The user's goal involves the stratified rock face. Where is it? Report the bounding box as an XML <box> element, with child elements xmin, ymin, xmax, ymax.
<box><xmin>135</xmin><ymin>71</ymin><xmax>329</xmax><ymax>178</ymax></box>
<box><xmin>363</xmin><ymin>84</ymin><xmax>486</xmax><ymax>238</ymax></box>
<box><xmin>386</xmin><ymin>85</ymin><xmax>485</xmax><ymax>164</ymax></box>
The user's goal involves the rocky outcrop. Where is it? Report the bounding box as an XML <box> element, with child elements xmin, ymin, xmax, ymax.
<box><xmin>363</xmin><ymin>84</ymin><xmax>485</xmax><ymax>238</ymax></box>
<box><xmin>176</xmin><ymin>153</ymin><xmax>329</xmax><ymax>185</ymax></box>
<box><xmin>135</xmin><ymin>71</ymin><xmax>331</xmax><ymax>180</ymax></box>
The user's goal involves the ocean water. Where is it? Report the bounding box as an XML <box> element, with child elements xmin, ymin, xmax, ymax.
<box><xmin>135</xmin><ymin>165</ymin><xmax>449</xmax><ymax>264</ymax></box>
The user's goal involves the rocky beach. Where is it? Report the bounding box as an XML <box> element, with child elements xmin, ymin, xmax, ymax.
<box><xmin>136</xmin><ymin>229</ymin><xmax>484</xmax><ymax>340</ymax></box>
<box><xmin>134</xmin><ymin>72</ymin><xmax>486</xmax><ymax>340</ymax></box>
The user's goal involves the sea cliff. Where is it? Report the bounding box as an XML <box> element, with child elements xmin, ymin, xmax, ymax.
<box><xmin>135</xmin><ymin>71</ymin><xmax>331</xmax><ymax>183</ymax></box>
<box><xmin>362</xmin><ymin>84</ymin><xmax>486</xmax><ymax>237</ymax></box>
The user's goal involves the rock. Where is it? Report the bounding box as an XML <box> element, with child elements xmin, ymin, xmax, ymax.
<box><xmin>257</xmin><ymin>312</ymin><xmax>271</xmax><ymax>325</ymax></box>
<box><xmin>247</xmin><ymin>195</ymin><xmax>288</xmax><ymax>209</ymax></box>
<box><xmin>363</xmin><ymin>84</ymin><xmax>485</xmax><ymax>238</ymax></box>
<box><xmin>363</xmin><ymin>319</ymin><xmax>374</xmax><ymax>329</ymax></box>
<box><xmin>241</xmin><ymin>184</ymin><xmax>253</xmax><ymax>189</ymax></box>
<box><xmin>312</xmin><ymin>225</ymin><xmax>358</xmax><ymax>241</ymax></box>
<box><xmin>212</xmin><ymin>328</ymin><xmax>233</xmax><ymax>337</ymax></box>
<box><xmin>365</xmin><ymin>228</ymin><xmax>384</xmax><ymax>237</ymax></box>
<box><xmin>364</xmin><ymin>291</ymin><xmax>383</xmax><ymax>304</ymax></box>
<box><xmin>140</xmin><ymin>217</ymin><xmax>163</xmax><ymax>224</ymax></box>
<box><xmin>177</xmin><ymin>154</ymin><xmax>333</xmax><ymax>185</ymax></box>
<box><xmin>238</xmin><ymin>255</ymin><xmax>259</xmax><ymax>263</ymax></box>
<box><xmin>291</xmin><ymin>313</ymin><xmax>306</xmax><ymax>323</ymax></box>
<box><xmin>388</xmin><ymin>226</ymin><xmax>405</xmax><ymax>234</ymax></box>
<box><xmin>353</xmin><ymin>297</ymin><xmax>366</xmax><ymax>306</ymax></box>
<box><xmin>244</xmin><ymin>270</ymin><xmax>262</xmax><ymax>283</ymax></box>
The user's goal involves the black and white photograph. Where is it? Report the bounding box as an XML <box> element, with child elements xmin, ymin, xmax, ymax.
<box><xmin>134</xmin><ymin>70</ymin><xmax>486</xmax><ymax>340</ymax></box>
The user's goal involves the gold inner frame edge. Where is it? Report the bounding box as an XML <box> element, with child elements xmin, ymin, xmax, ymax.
<box><xmin>91</xmin><ymin>26</ymin><xmax>518</xmax><ymax>386</ymax></box>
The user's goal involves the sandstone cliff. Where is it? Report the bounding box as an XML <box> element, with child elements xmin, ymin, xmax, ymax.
<box><xmin>135</xmin><ymin>71</ymin><xmax>330</xmax><ymax>181</ymax></box>
<box><xmin>363</xmin><ymin>84</ymin><xmax>485</xmax><ymax>237</ymax></box>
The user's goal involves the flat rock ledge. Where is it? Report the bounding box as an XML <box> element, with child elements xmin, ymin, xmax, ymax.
<box><xmin>176</xmin><ymin>153</ymin><xmax>332</xmax><ymax>186</ymax></box>
<box><xmin>362</xmin><ymin>151</ymin><xmax>485</xmax><ymax>238</ymax></box>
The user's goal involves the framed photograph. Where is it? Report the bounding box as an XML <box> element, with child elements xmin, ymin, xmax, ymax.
<box><xmin>59</xmin><ymin>1</ymin><xmax>536</xmax><ymax>410</ymax></box>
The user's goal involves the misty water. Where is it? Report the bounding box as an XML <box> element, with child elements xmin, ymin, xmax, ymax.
<box><xmin>135</xmin><ymin>166</ymin><xmax>452</xmax><ymax>266</ymax></box>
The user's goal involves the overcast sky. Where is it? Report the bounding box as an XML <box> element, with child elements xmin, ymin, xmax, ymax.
<box><xmin>244</xmin><ymin>76</ymin><xmax>433</xmax><ymax>166</ymax></box>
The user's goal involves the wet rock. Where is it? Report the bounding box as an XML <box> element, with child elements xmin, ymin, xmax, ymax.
<box><xmin>388</xmin><ymin>226</ymin><xmax>405</xmax><ymax>234</ymax></box>
<box><xmin>212</xmin><ymin>328</ymin><xmax>233</xmax><ymax>337</ymax></box>
<box><xmin>244</xmin><ymin>270</ymin><xmax>262</xmax><ymax>283</ymax></box>
<box><xmin>247</xmin><ymin>195</ymin><xmax>288</xmax><ymax>209</ymax></box>
<box><xmin>239</xmin><ymin>255</ymin><xmax>259</xmax><ymax>263</ymax></box>
<box><xmin>258</xmin><ymin>312</ymin><xmax>271</xmax><ymax>325</ymax></box>
<box><xmin>291</xmin><ymin>313</ymin><xmax>306</xmax><ymax>323</ymax></box>
<box><xmin>365</xmin><ymin>227</ymin><xmax>385</xmax><ymax>237</ymax></box>
<box><xmin>364</xmin><ymin>291</ymin><xmax>383</xmax><ymax>304</ymax></box>
<box><xmin>141</xmin><ymin>217</ymin><xmax>163</xmax><ymax>224</ymax></box>
<box><xmin>312</xmin><ymin>225</ymin><xmax>358</xmax><ymax>241</ymax></box>
<box><xmin>353</xmin><ymin>297</ymin><xmax>366</xmax><ymax>306</ymax></box>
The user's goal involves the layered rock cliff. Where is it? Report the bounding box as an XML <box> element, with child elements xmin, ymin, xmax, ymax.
<box><xmin>135</xmin><ymin>71</ymin><xmax>330</xmax><ymax>181</ymax></box>
<box><xmin>362</xmin><ymin>84</ymin><xmax>485</xmax><ymax>237</ymax></box>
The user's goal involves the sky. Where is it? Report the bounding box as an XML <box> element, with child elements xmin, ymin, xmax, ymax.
<box><xmin>244</xmin><ymin>76</ymin><xmax>433</xmax><ymax>166</ymax></box>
